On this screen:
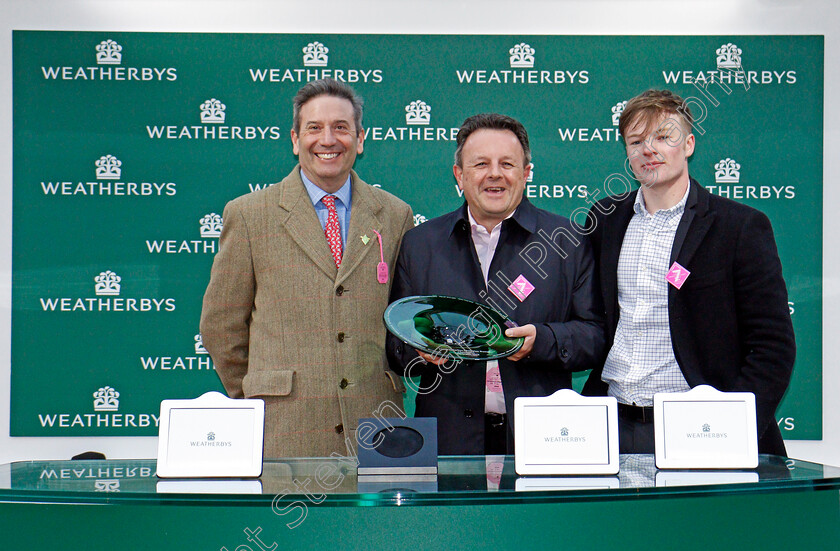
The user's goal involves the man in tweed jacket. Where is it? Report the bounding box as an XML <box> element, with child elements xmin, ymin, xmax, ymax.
<box><xmin>200</xmin><ymin>79</ymin><xmax>413</xmax><ymax>458</ymax></box>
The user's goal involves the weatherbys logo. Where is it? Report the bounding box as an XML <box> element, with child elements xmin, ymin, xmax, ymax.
<box><xmin>41</xmin><ymin>39</ymin><xmax>177</xmax><ymax>82</ymax></box>
<box><xmin>38</xmin><ymin>462</ymin><xmax>155</xmax><ymax>482</ymax></box>
<box><xmin>456</xmin><ymin>42</ymin><xmax>589</xmax><ymax>85</ymax></box>
<box><xmin>140</xmin><ymin>332</ymin><xmax>216</xmax><ymax>372</ymax></box>
<box><xmin>611</xmin><ymin>101</ymin><xmax>627</xmax><ymax>126</ymax></box>
<box><xmin>94</xmin><ymin>480</ymin><xmax>121</xmax><ymax>492</ymax></box>
<box><xmin>94</xmin><ymin>386</ymin><xmax>120</xmax><ymax>410</ymax></box>
<box><xmin>455</xmin><ymin>161</ymin><xmax>588</xmax><ymax>200</ymax></box>
<box><xmin>249</xmin><ymin>40</ymin><xmax>384</xmax><ymax>84</ymax></box>
<box><xmin>37</xmin><ymin>386</ymin><xmax>160</xmax><ymax>430</ymax></box>
<box><xmin>557</xmin><ymin>100</ymin><xmax>626</xmax><ymax>143</ymax></box>
<box><xmin>200</xmin><ymin>98</ymin><xmax>226</xmax><ymax>123</ymax></box>
<box><xmin>368</xmin><ymin>100</ymin><xmax>460</xmax><ymax>142</ymax></box>
<box><xmin>146</xmin><ymin>212</ymin><xmax>222</xmax><ymax>254</ymax></box>
<box><xmin>40</xmin><ymin>155</ymin><xmax>177</xmax><ymax>197</ymax></box>
<box><xmin>706</xmin><ymin>157</ymin><xmax>795</xmax><ymax>200</ymax></box>
<box><xmin>190</xmin><ymin>430</ymin><xmax>233</xmax><ymax>447</ymax></box>
<box><xmin>146</xmin><ymin>99</ymin><xmax>282</xmax><ymax>141</ymax></box>
<box><xmin>662</xmin><ymin>42</ymin><xmax>796</xmax><ymax>87</ymax></box>
<box><xmin>686</xmin><ymin>423</ymin><xmax>728</xmax><ymax>439</ymax></box>
<box><xmin>39</xmin><ymin>270</ymin><xmax>176</xmax><ymax>312</ymax></box>
<box><xmin>524</xmin><ymin>163</ymin><xmax>590</xmax><ymax>199</ymax></box>
<box><xmin>544</xmin><ymin>427</ymin><xmax>586</xmax><ymax>443</ymax></box>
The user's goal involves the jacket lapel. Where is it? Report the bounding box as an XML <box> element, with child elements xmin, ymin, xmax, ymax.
<box><xmin>670</xmin><ymin>178</ymin><xmax>714</xmax><ymax>266</ymax></box>
<box><xmin>668</xmin><ymin>179</ymin><xmax>714</xmax><ymax>303</ymax></box>
<box><xmin>337</xmin><ymin>171</ymin><xmax>382</xmax><ymax>287</ymax></box>
<box><xmin>276</xmin><ymin>167</ymin><xmax>338</xmax><ymax>280</ymax></box>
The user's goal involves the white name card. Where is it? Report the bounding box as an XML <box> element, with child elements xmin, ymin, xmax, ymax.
<box><xmin>156</xmin><ymin>479</ymin><xmax>264</xmax><ymax>494</ymax></box>
<box><xmin>515</xmin><ymin>477</ymin><xmax>620</xmax><ymax>491</ymax></box>
<box><xmin>514</xmin><ymin>389</ymin><xmax>619</xmax><ymax>475</ymax></box>
<box><xmin>156</xmin><ymin>391</ymin><xmax>265</xmax><ymax>478</ymax></box>
<box><xmin>654</xmin><ymin>385</ymin><xmax>758</xmax><ymax>470</ymax></box>
<box><xmin>655</xmin><ymin>471</ymin><xmax>759</xmax><ymax>487</ymax></box>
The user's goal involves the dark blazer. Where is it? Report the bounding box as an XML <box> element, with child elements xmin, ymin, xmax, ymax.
<box><xmin>387</xmin><ymin>198</ymin><xmax>605</xmax><ymax>455</ymax></box>
<box><xmin>582</xmin><ymin>178</ymin><xmax>795</xmax><ymax>455</ymax></box>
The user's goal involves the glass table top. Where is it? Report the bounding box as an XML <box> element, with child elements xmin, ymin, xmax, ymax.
<box><xmin>2</xmin><ymin>455</ymin><xmax>839</xmax><ymax>507</ymax></box>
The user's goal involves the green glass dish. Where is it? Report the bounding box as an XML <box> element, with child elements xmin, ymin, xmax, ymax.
<box><xmin>384</xmin><ymin>295</ymin><xmax>524</xmax><ymax>360</ymax></box>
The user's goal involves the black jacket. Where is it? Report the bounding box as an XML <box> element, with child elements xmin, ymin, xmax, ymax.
<box><xmin>387</xmin><ymin>198</ymin><xmax>606</xmax><ymax>455</ymax></box>
<box><xmin>583</xmin><ymin>179</ymin><xmax>795</xmax><ymax>455</ymax></box>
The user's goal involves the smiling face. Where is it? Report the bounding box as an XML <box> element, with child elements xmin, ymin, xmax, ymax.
<box><xmin>454</xmin><ymin>128</ymin><xmax>530</xmax><ymax>231</ymax></box>
<box><xmin>623</xmin><ymin>112</ymin><xmax>695</xmax><ymax>192</ymax></box>
<box><xmin>291</xmin><ymin>94</ymin><xmax>364</xmax><ymax>193</ymax></box>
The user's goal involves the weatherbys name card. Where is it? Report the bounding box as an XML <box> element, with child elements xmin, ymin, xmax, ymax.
<box><xmin>514</xmin><ymin>390</ymin><xmax>619</xmax><ymax>475</ymax></box>
<box><xmin>515</xmin><ymin>477</ymin><xmax>620</xmax><ymax>492</ymax></box>
<box><xmin>654</xmin><ymin>385</ymin><xmax>758</xmax><ymax>470</ymax></box>
<box><xmin>156</xmin><ymin>391</ymin><xmax>264</xmax><ymax>478</ymax></box>
<box><xmin>655</xmin><ymin>471</ymin><xmax>759</xmax><ymax>487</ymax></box>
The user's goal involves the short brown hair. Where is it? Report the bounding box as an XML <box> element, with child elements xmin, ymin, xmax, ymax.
<box><xmin>618</xmin><ymin>89</ymin><xmax>693</xmax><ymax>139</ymax></box>
<box><xmin>292</xmin><ymin>78</ymin><xmax>364</xmax><ymax>136</ymax></box>
<box><xmin>454</xmin><ymin>113</ymin><xmax>531</xmax><ymax>168</ymax></box>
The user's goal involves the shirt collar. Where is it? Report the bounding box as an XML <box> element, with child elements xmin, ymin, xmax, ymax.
<box><xmin>467</xmin><ymin>206</ymin><xmax>514</xmax><ymax>235</ymax></box>
<box><xmin>300</xmin><ymin>169</ymin><xmax>352</xmax><ymax>209</ymax></box>
<box><xmin>448</xmin><ymin>196</ymin><xmax>538</xmax><ymax>236</ymax></box>
<box><xmin>634</xmin><ymin>179</ymin><xmax>690</xmax><ymax>217</ymax></box>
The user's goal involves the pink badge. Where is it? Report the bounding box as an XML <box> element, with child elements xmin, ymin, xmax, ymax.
<box><xmin>508</xmin><ymin>274</ymin><xmax>535</xmax><ymax>302</ymax></box>
<box><xmin>486</xmin><ymin>461</ymin><xmax>504</xmax><ymax>485</ymax></box>
<box><xmin>376</xmin><ymin>262</ymin><xmax>389</xmax><ymax>284</ymax></box>
<box><xmin>486</xmin><ymin>366</ymin><xmax>503</xmax><ymax>393</ymax></box>
<box><xmin>372</xmin><ymin>229</ymin><xmax>388</xmax><ymax>284</ymax></box>
<box><xmin>666</xmin><ymin>262</ymin><xmax>691</xmax><ymax>289</ymax></box>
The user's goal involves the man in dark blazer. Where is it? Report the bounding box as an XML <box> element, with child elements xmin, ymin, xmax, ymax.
<box><xmin>387</xmin><ymin>113</ymin><xmax>605</xmax><ymax>455</ymax></box>
<box><xmin>582</xmin><ymin>89</ymin><xmax>795</xmax><ymax>455</ymax></box>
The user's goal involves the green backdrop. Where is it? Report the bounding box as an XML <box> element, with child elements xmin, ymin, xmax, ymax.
<box><xmin>11</xmin><ymin>32</ymin><xmax>823</xmax><ymax>438</ymax></box>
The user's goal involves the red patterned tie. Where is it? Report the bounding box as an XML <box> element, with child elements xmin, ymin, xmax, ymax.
<box><xmin>322</xmin><ymin>195</ymin><xmax>342</xmax><ymax>268</ymax></box>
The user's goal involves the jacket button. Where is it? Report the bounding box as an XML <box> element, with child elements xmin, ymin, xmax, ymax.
<box><xmin>464</xmin><ymin>409</ymin><xmax>474</xmax><ymax>418</ymax></box>
<box><xmin>336</xmin><ymin>285</ymin><xmax>344</xmax><ymax>296</ymax></box>
<box><xmin>337</xmin><ymin>332</ymin><xmax>345</xmax><ymax>343</ymax></box>
<box><xmin>339</xmin><ymin>378</ymin><xmax>349</xmax><ymax>389</ymax></box>
<box><xmin>335</xmin><ymin>424</ymin><xmax>344</xmax><ymax>434</ymax></box>
<box><xmin>560</xmin><ymin>347</ymin><xmax>569</xmax><ymax>359</ymax></box>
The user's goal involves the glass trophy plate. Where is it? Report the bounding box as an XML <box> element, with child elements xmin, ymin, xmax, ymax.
<box><xmin>384</xmin><ymin>295</ymin><xmax>524</xmax><ymax>360</ymax></box>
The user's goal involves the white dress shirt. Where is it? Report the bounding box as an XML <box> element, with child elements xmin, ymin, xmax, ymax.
<box><xmin>467</xmin><ymin>208</ymin><xmax>513</xmax><ymax>415</ymax></box>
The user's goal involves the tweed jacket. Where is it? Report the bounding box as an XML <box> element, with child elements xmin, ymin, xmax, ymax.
<box><xmin>200</xmin><ymin>166</ymin><xmax>414</xmax><ymax>458</ymax></box>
